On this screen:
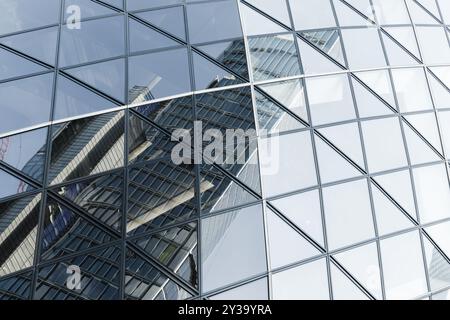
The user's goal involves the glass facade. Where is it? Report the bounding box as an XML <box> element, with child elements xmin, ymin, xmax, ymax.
<box><xmin>0</xmin><ymin>0</ymin><xmax>449</xmax><ymax>300</ymax></box>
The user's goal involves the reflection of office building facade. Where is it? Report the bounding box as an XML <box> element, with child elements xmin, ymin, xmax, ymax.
<box><xmin>1</xmin><ymin>0</ymin><xmax>450</xmax><ymax>300</ymax></box>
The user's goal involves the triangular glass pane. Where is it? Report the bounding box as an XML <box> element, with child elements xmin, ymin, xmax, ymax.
<box><xmin>0</xmin><ymin>48</ymin><xmax>46</xmax><ymax>81</ymax></box>
<box><xmin>48</xmin><ymin>111</ymin><xmax>125</xmax><ymax>186</ymax></box>
<box><xmin>404</xmin><ymin>122</ymin><xmax>441</xmax><ymax>165</ymax></box>
<box><xmin>417</xmin><ymin>0</ymin><xmax>441</xmax><ymax>21</ymax></box>
<box><xmin>100</xmin><ymin>0</ymin><xmax>123</xmax><ymax>9</ymax></box>
<box><xmin>132</xmin><ymin>222</ymin><xmax>198</xmax><ymax>289</ymax></box>
<box><xmin>372</xmin><ymin>184</ymin><xmax>414</xmax><ymax>236</ymax></box>
<box><xmin>342</xmin><ymin>0</ymin><xmax>373</xmax><ymax>19</ymax></box>
<box><xmin>64</xmin><ymin>58</ymin><xmax>126</xmax><ymax>103</ymax></box>
<box><xmin>200</xmin><ymin>165</ymin><xmax>259</xmax><ymax>214</ymax></box>
<box><xmin>351</xmin><ymin>77</ymin><xmax>394</xmax><ymax>118</ymax></box>
<box><xmin>257</xmin><ymin>79</ymin><xmax>308</xmax><ymax>121</ymax></box>
<box><xmin>0</xmin><ymin>73</ymin><xmax>54</xmax><ymax>135</ymax></box>
<box><xmin>315</xmin><ymin>135</ymin><xmax>361</xmax><ymax>184</ymax></box>
<box><xmin>192</xmin><ymin>51</ymin><xmax>243</xmax><ymax>90</ymax></box>
<box><xmin>129</xmin><ymin>18</ymin><xmax>180</xmax><ymax>53</ymax></box>
<box><xmin>409</xmin><ymin>0</ymin><xmax>441</xmax><ymax>24</ymax></box>
<box><xmin>210</xmin><ymin>277</ymin><xmax>268</xmax><ymax>300</ymax></box>
<box><xmin>334</xmin><ymin>0</ymin><xmax>374</xmax><ymax>26</ymax></box>
<box><xmin>254</xmin><ymin>90</ymin><xmax>304</xmax><ymax>135</ymax></box>
<box><xmin>300</xmin><ymin>29</ymin><xmax>345</xmax><ymax>66</ymax></box>
<box><xmin>135</xmin><ymin>6</ymin><xmax>186</xmax><ymax>40</ymax></box>
<box><xmin>53</xmin><ymin>75</ymin><xmax>117</xmax><ymax>120</ymax></box>
<box><xmin>0</xmin><ymin>127</ymin><xmax>47</xmax><ymax>182</ymax></box>
<box><xmin>128</xmin><ymin>162</ymin><xmax>196</xmax><ymax>236</ymax></box>
<box><xmin>131</xmin><ymin>95</ymin><xmax>194</xmax><ymax>133</ymax></box>
<box><xmin>0</xmin><ymin>168</ymin><xmax>34</xmax><ymax>200</ymax></box>
<box><xmin>429</xmin><ymin>66</ymin><xmax>450</xmax><ymax>89</ymax></box>
<box><xmin>125</xmin><ymin>247</ymin><xmax>192</xmax><ymax>300</ymax></box>
<box><xmin>354</xmin><ymin>70</ymin><xmax>396</xmax><ymax>108</ymax></box>
<box><xmin>270</xmin><ymin>189</ymin><xmax>324</xmax><ymax>247</ymax></box>
<box><xmin>384</xmin><ymin>26</ymin><xmax>421</xmax><ymax>60</ymax></box>
<box><xmin>330</xmin><ymin>262</ymin><xmax>370</xmax><ymax>300</ymax></box>
<box><xmin>240</xmin><ymin>3</ymin><xmax>286</xmax><ymax>36</ymax></box>
<box><xmin>382</xmin><ymin>33</ymin><xmax>419</xmax><ymax>66</ymax></box>
<box><xmin>197</xmin><ymin>40</ymin><xmax>249</xmax><ymax>80</ymax></box>
<box><xmin>428</xmin><ymin>71</ymin><xmax>450</xmax><ymax>109</ymax></box>
<box><xmin>0</xmin><ymin>271</ymin><xmax>33</xmax><ymax>300</ymax></box>
<box><xmin>128</xmin><ymin>48</ymin><xmax>191</xmax><ymax>103</ymax></box>
<box><xmin>51</xmin><ymin>171</ymin><xmax>123</xmax><ymax>231</ymax></box>
<box><xmin>267</xmin><ymin>207</ymin><xmax>320</xmax><ymax>269</ymax></box>
<box><xmin>405</xmin><ymin>112</ymin><xmax>442</xmax><ymax>153</ymax></box>
<box><xmin>272</xmin><ymin>258</ymin><xmax>330</xmax><ymax>300</ymax></box>
<box><xmin>248</xmin><ymin>34</ymin><xmax>300</xmax><ymax>81</ymax></box>
<box><xmin>333</xmin><ymin>242</ymin><xmax>383</xmax><ymax>299</ymax></box>
<box><xmin>425</xmin><ymin>221</ymin><xmax>450</xmax><ymax>259</ymax></box>
<box><xmin>0</xmin><ymin>26</ymin><xmax>58</xmax><ymax>65</ymax></box>
<box><xmin>297</xmin><ymin>37</ymin><xmax>342</xmax><ymax>74</ymax></box>
<box><xmin>64</xmin><ymin>0</ymin><xmax>116</xmax><ymax>20</ymax></box>
<box><xmin>40</xmin><ymin>196</ymin><xmax>117</xmax><ymax>261</ymax></box>
<box><xmin>36</xmin><ymin>245</ymin><xmax>121</xmax><ymax>300</ymax></box>
<box><xmin>245</xmin><ymin>0</ymin><xmax>291</xmax><ymax>26</ymax></box>
<box><xmin>0</xmin><ymin>193</ymin><xmax>41</xmax><ymax>277</ymax></box>
<box><xmin>318</xmin><ymin>123</ymin><xmax>365</xmax><ymax>169</ymax></box>
<box><xmin>374</xmin><ymin>170</ymin><xmax>417</xmax><ymax>219</ymax></box>
<box><xmin>423</xmin><ymin>235</ymin><xmax>450</xmax><ymax>291</ymax></box>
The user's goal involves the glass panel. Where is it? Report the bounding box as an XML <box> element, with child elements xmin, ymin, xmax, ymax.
<box><xmin>59</xmin><ymin>16</ymin><xmax>125</xmax><ymax>67</ymax></box>
<box><xmin>127</xmin><ymin>0</ymin><xmax>183</xmax><ymax>11</ymax></box>
<box><xmin>127</xmin><ymin>159</ymin><xmax>196</xmax><ymax>236</ymax></box>
<box><xmin>0</xmin><ymin>26</ymin><xmax>58</xmax><ymax>66</ymax></box>
<box><xmin>48</xmin><ymin>111</ymin><xmax>125</xmax><ymax>185</ymax></box>
<box><xmin>0</xmin><ymin>127</ymin><xmax>48</xmax><ymax>182</ymax></box>
<box><xmin>333</xmin><ymin>242</ymin><xmax>383</xmax><ymax>299</ymax></box>
<box><xmin>125</xmin><ymin>247</ymin><xmax>192</xmax><ymax>300</ymax></box>
<box><xmin>35</xmin><ymin>246</ymin><xmax>120</xmax><ymax>300</ymax></box>
<box><xmin>0</xmin><ymin>193</ymin><xmax>41</xmax><ymax>277</ymax></box>
<box><xmin>361</xmin><ymin>118</ymin><xmax>408</xmax><ymax>173</ymax></box>
<box><xmin>372</xmin><ymin>0</ymin><xmax>410</xmax><ymax>25</ymax></box>
<box><xmin>132</xmin><ymin>222</ymin><xmax>198</xmax><ymax>288</ymax></box>
<box><xmin>380</xmin><ymin>231</ymin><xmax>428</xmax><ymax>300</ymax></box>
<box><xmin>260</xmin><ymin>131</ymin><xmax>317</xmax><ymax>197</ymax></box>
<box><xmin>271</xmin><ymin>190</ymin><xmax>324</xmax><ymax>246</ymax></box>
<box><xmin>299</xmin><ymin>29</ymin><xmax>345</xmax><ymax>66</ymax></box>
<box><xmin>0</xmin><ymin>0</ymin><xmax>60</xmax><ymax>36</ymax></box>
<box><xmin>306</xmin><ymin>74</ymin><xmax>356</xmax><ymax>126</ymax></box>
<box><xmin>52</xmin><ymin>171</ymin><xmax>123</xmax><ymax>230</ymax></box>
<box><xmin>391</xmin><ymin>68</ymin><xmax>432</xmax><ymax>113</ymax></box>
<box><xmin>341</xmin><ymin>28</ymin><xmax>387</xmax><ymax>69</ymax></box>
<box><xmin>330</xmin><ymin>262</ymin><xmax>370</xmax><ymax>300</ymax></box>
<box><xmin>323</xmin><ymin>179</ymin><xmax>375</xmax><ymax>250</ymax></box>
<box><xmin>187</xmin><ymin>1</ymin><xmax>243</xmax><ymax>44</ymax></box>
<box><xmin>135</xmin><ymin>6</ymin><xmax>186</xmax><ymax>41</ymax></box>
<box><xmin>64</xmin><ymin>58</ymin><xmax>126</xmax><ymax>103</ymax></box>
<box><xmin>210</xmin><ymin>278</ymin><xmax>268</xmax><ymax>300</ymax></box>
<box><xmin>240</xmin><ymin>2</ymin><xmax>287</xmax><ymax>36</ymax></box>
<box><xmin>0</xmin><ymin>73</ymin><xmax>53</xmax><ymax>135</ymax></box>
<box><xmin>54</xmin><ymin>75</ymin><xmax>117</xmax><ymax>120</ymax></box>
<box><xmin>272</xmin><ymin>259</ymin><xmax>329</xmax><ymax>300</ymax></box>
<box><xmin>129</xmin><ymin>18</ymin><xmax>179</xmax><ymax>53</ymax></box>
<box><xmin>267</xmin><ymin>207</ymin><xmax>320</xmax><ymax>269</ymax></box>
<box><xmin>426</xmin><ymin>221</ymin><xmax>450</xmax><ymax>258</ymax></box>
<box><xmin>0</xmin><ymin>48</ymin><xmax>46</xmax><ymax>81</ymax></box>
<box><xmin>128</xmin><ymin>48</ymin><xmax>191</xmax><ymax>103</ymax></box>
<box><xmin>423</xmin><ymin>235</ymin><xmax>450</xmax><ymax>292</ymax></box>
<box><xmin>245</xmin><ymin>0</ymin><xmax>291</xmax><ymax>26</ymax></box>
<box><xmin>289</xmin><ymin>0</ymin><xmax>336</xmax><ymax>30</ymax></box>
<box><xmin>415</xmin><ymin>27</ymin><xmax>450</xmax><ymax>65</ymax></box>
<box><xmin>201</xmin><ymin>204</ymin><xmax>267</xmax><ymax>292</ymax></box>
<box><xmin>0</xmin><ymin>169</ymin><xmax>34</xmax><ymax>201</ymax></box>
<box><xmin>413</xmin><ymin>164</ymin><xmax>450</xmax><ymax>224</ymax></box>
<box><xmin>0</xmin><ymin>271</ymin><xmax>33</xmax><ymax>300</ymax></box>
<box><xmin>40</xmin><ymin>196</ymin><xmax>116</xmax><ymax>261</ymax></box>
<box><xmin>248</xmin><ymin>34</ymin><xmax>301</xmax><ymax>82</ymax></box>
<box><xmin>64</xmin><ymin>0</ymin><xmax>116</xmax><ymax>20</ymax></box>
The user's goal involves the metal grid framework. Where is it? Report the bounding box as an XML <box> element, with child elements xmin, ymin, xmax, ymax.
<box><xmin>0</xmin><ymin>0</ymin><xmax>450</xmax><ymax>300</ymax></box>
